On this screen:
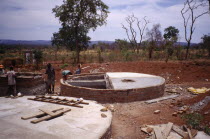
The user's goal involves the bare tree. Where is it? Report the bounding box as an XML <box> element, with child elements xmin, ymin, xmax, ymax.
<box><xmin>181</xmin><ymin>0</ymin><xmax>209</xmax><ymax>59</ymax></box>
<box><xmin>146</xmin><ymin>24</ymin><xmax>163</xmax><ymax>59</ymax></box>
<box><xmin>122</xmin><ymin>14</ymin><xmax>149</xmax><ymax>53</ymax></box>
<box><xmin>200</xmin><ymin>0</ymin><xmax>210</xmax><ymax>11</ymax></box>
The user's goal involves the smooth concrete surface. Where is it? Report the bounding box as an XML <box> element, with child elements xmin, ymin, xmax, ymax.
<box><xmin>0</xmin><ymin>96</ymin><xmax>112</xmax><ymax>139</ymax></box>
<box><xmin>106</xmin><ymin>72</ymin><xmax>165</xmax><ymax>90</ymax></box>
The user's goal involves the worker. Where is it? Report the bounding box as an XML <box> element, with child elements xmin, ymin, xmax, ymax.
<box><xmin>6</xmin><ymin>66</ymin><xmax>16</xmax><ymax>97</ymax></box>
<box><xmin>62</xmin><ymin>70</ymin><xmax>72</xmax><ymax>81</ymax></box>
<box><xmin>45</xmin><ymin>63</ymin><xmax>55</xmax><ymax>94</ymax></box>
<box><xmin>0</xmin><ymin>65</ymin><xmax>5</xmax><ymax>75</ymax></box>
<box><xmin>75</xmin><ymin>64</ymin><xmax>81</xmax><ymax>74</ymax></box>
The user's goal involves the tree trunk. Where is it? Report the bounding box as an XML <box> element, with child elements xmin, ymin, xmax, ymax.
<box><xmin>185</xmin><ymin>42</ymin><xmax>190</xmax><ymax>60</ymax></box>
<box><xmin>208</xmin><ymin>49</ymin><xmax>210</xmax><ymax>58</ymax></box>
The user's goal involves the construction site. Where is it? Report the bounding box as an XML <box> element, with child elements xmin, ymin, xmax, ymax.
<box><xmin>0</xmin><ymin>0</ymin><xmax>210</xmax><ymax>138</ymax></box>
<box><xmin>0</xmin><ymin>60</ymin><xmax>210</xmax><ymax>139</ymax></box>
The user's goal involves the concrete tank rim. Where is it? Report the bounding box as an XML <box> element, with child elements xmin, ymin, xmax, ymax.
<box><xmin>61</xmin><ymin>72</ymin><xmax>165</xmax><ymax>91</ymax></box>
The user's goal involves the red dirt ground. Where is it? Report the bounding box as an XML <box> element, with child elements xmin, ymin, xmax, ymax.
<box><xmin>49</xmin><ymin>60</ymin><xmax>210</xmax><ymax>138</ymax></box>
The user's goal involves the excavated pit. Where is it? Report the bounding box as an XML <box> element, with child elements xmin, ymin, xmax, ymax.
<box><xmin>0</xmin><ymin>72</ymin><xmax>45</xmax><ymax>96</ymax></box>
<box><xmin>61</xmin><ymin>72</ymin><xmax>165</xmax><ymax>103</ymax></box>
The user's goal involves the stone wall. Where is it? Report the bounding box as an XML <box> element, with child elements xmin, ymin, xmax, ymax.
<box><xmin>60</xmin><ymin>78</ymin><xmax>165</xmax><ymax>103</ymax></box>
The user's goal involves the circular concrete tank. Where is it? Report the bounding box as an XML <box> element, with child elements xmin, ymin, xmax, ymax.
<box><xmin>60</xmin><ymin>72</ymin><xmax>165</xmax><ymax>103</ymax></box>
<box><xmin>0</xmin><ymin>96</ymin><xmax>112</xmax><ymax>139</ymax></box>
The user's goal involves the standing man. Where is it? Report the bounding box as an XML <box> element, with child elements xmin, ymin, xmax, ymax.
<box><xmin>45</xmin><ymin>63</ymin><xmax>55</xmax><ymax>94</ymax></box>
<box><xmin>6</xmin><ymin>66</ymin><xmax>16</xmax><ymax>97</ymax></box>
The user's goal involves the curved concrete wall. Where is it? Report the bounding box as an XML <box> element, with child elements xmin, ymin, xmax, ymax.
<box><xmin>60</xmin><ymin>73</ymin><xmax>165</xmax><ymax>103</ymax></box>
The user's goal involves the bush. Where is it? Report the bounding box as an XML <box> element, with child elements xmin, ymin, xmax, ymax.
<box><xmin>2</xmin><ymin>57</ymin><xmax>24</xmax><ymax>68</ymax></box>
<box><xmin>181</xmin><ymin>113</ymin><xmax>203</xmax><ymax>129</ymax></box>
<box><xmin>60</xmin><ymin>63</ymin><xmax>69</xmax><ymax>69</ymax></box>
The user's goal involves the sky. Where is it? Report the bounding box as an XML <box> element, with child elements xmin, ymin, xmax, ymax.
<box><xmin>0</xmin><ymin>0</ymin><xmax>209</xmax><ymax>43</ymax></box>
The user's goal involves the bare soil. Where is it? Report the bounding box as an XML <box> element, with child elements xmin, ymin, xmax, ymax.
<box><xmin>51</xmin><ymin>60</ymin><xmax>210</xmax><ymax>138</ymax></box>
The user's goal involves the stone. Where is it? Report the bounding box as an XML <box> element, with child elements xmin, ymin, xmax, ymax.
<box><xmin>100</xmin><ymin>107</ymin><xmax>108</xmax><ymax>112</ymax></box>
<box><xmin>154</xmin><ymin>110</ymin><xmax>161</xmax><ymax>114</ymax></box>
<box><xmin>146</xmin><ymin>127</ymin><xmax>153</xmax><ymax>133</ymax></box>
<box><xmin>101</xmin><ymin>113</ymin><xmax>107</xmax><ymax>118</ymax></box>
<box><xmin>172</xmin><ymin>112</ymin><xmax>177</xmax><ymax>117</ymax></box>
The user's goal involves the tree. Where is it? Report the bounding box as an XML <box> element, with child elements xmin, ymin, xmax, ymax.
<box><xmin>122</xmin><ymin>14</ymin><xmax>149</xmax><ymax>53</ymax></box>
<box><xmin>181</xmin><ymin>0</ymin><xmax>209</xmax><ymax>59</ymax></box>
<box><xmin>33</xmin><ymin>50</ymin><xmax>43</xmax><ymax>69</ymax></box>
<box><xmin>163</xmin><ymin>26</ymin><xmax>179</xmax><ymax>62</ymax></box>
<box><xmin>115</xmin><ymin>39</ymin><xmax>130</xmax><ymax>51</ymax></box>
<box><xmin>199</xmin><ymin>0</ymin><xmax>210</xmax><ymax>11</ymax></box>
<box><xmin>201</xmin><ymin>34</ymin><xmax>210</xmax><ymax>57</ymax></box>
<box><xmin>52</xmin><ymin>0</ymin><xmax>109</xmax><ymax>63</ymax></box>
<box><xmin>146</xmin><ymin>24</ymin><xmax>163</xmax><ymax>59</ymax></box>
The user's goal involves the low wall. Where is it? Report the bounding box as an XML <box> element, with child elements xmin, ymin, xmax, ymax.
<box><xmin>0</xmin><ymin>73</ymin><xmax>45</xmax><ymax>96</ymax></box>
<box><xmin>60</xmin><ymin>73</ymin><xmax>165</xmax><ymax>103</ymax></box>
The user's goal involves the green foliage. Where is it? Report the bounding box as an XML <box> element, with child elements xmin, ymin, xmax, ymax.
<box><xmin>0</xmin><ymin>48</ymin><xmax>5</xmax><ymax>54</ymax></box>
<box><xmin>201</xmin><ymin>34</ymin><xmax>210</xmax><ymax>57</ymax></box>
<box><xmin>33</xmin><ymin>50</ymin><xmax>43</xmax><ymax>69</ymax></box>
<box><xmin>52</xmin><ymin>0</ymin><xmax>109</xmax><ymax>63</ymax></box>
<box><xmin>204</xmin><ymin>126</ymin><xmax>210</xmax><ymax>135</ymax></box>
<box><xmin>2</xmin><ymin>57</ymin><xmax>24</xmax><ymax>68</ymax></box>
<box><xmin>97</xmin><ymin>49</ymin><xmax>103</xmax><ymax>63</ymax></box>
<box><xmin>60</xmin><ymin>63</ymin><xmax>69</xmax><ymax>69</ymax></box>
<box><xmin>164</xmin><ymin>26</ymin><xmax>179</xmax><ymax>42</ymax></box>
<box><xmin>181</xmin><ymin>113</ymin><xmax>203</xmax><ymax>129</ymax></box>
<box><xmin>115</xmin><ymin>39</ymin><xmax>130</xmax><ymax>51</ymax></box>
<box><xmin>121</xmin><ymin>49</ymin><xmax>133</xmax><ymax>61</ymax></box>
<box><xmin>33</xmin><ymin>50</ymin><xmax>43</xmax><ymax>63</ymax></box>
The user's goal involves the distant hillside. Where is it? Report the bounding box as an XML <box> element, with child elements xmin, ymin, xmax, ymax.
<box><xmin>0</xmin><ymin>39</ymin><xmax>198</xmax><ymax>47</ymax></box>
<box><xmin>0</xmin><ymin>40</ymin><xmax>52</xmax><ymax>45</ymax></box>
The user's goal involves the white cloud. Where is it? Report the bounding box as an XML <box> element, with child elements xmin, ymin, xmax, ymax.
<box><xmin>0</xmin><ymin>0</ymin><xmax>209</xmax><ymax>43</ymax></box>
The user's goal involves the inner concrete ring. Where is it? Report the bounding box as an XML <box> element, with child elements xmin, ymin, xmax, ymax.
<box><xmin>60</xmin><ymin>72</ymin><xmax>165</xmax><ymax>103</ymax></box>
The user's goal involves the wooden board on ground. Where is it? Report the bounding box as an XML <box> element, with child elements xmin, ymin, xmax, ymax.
<box><xmin>21</xmin><ymin>108</ymin><xmax>63</xmax><ymax>120</ymax></box>
<box><xmin>145</xmin><ymin>95</ymin><xmax>179</xmax><ymax>104</ymax></box>
<box><xmin>162</xmin><ymin>122</ymin><xmax>173</xmax><ymax>138</ymax></box>
<box><xmin>172</xmin><ymin>125</ymin><xmax>188</xmax><ymax>138</ymax></box>
<box><xmin>31</xmin><ymin>108</ymin><xmax>71</xmax><ymax>124</ymax></box>
<box><xmin>154</xmin><ymin>127</ymin><xmax>165</xmax><ymax>139</ymax></box>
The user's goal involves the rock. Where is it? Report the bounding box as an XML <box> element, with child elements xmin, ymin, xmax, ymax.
<box><xmin>100</xmin><ymin>107</ymin><xmax>108</xmax><ymax>112</ymax></box>
<box><xmin>178</xmin><ymin>111</ymin><xmax>183</xmax><ymax>114</ymax></box>
<box><xmin>101</xmin><ymin>113</ymin><xmax>107</xmax><ymax>118</ymax></box>
<box><xmin>204</xmin><ymin>112</ymin><xmax>209</xmax><ymax>115</ymax></box>
<box><xmin>172</xmin><ymin>112</ymin><xmax>177</xmax><ymax>117</ymax></box>
<box><xmin>146</xmin><ymin>127</ymin><xmax>153</xmax><ymax>133</ymax></box>
<box><xmin>154</xmin><ymin>110</ymin><xmax>161</xmax><ymax>114</ymax></box>
<box><xmin>169</xmin><ymin>105</ymin><xmax>174</xmax><ymax>108</ymax></box>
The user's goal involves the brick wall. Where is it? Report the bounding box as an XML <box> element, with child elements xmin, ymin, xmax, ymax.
<box><xmin>60</xmin><ymin>79</ymin><xmax>165</xmax><ymax>103</ymax></box>
<box><xmin>0</xmin><ymin>74</ymin><xmax>45</xmax><ymax>96</ymax></box>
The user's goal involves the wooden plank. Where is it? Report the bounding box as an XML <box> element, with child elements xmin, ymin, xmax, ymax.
<box><xmin>21</xmin><ymin>108</ymin><xmax>63</xmax><ymax>120</ymax></box>
<box><xmin>162</xmin><ymin>122</ymin><xmax>173</xmax><ymax>138</ymax></box>
<box><xmin>187</xmin><ymin>128</ymin><xmax>193</xmax><ymax>139</ymax></box>
<box><xmin>145</xmin><ymin>95</ymin><xmax>179</xmax><ymax>104</ymax></box>
<box><xmin>154</xmin><ymin>127</ymin><xmax>165</xmax><ymax>139</ymax></box>
<box><xmin>172</xmin><ymin>125</ymin><xmax>188</xmax><ymax>138</ymax></box>
<box><xmin>31</xmin><ymin>108</ymin><xmax>71</xmax><ymax>124</ymax></box>
<box><xmin>39</xmin><ymin>109</ymin><xmax>57</xmax><ymax>117</ymax></box>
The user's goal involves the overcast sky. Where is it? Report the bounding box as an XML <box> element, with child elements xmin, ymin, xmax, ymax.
<box><xmin>0</xmin><ymin>0</ymin><xmax>209</xmax><ymax>43</ymax></box>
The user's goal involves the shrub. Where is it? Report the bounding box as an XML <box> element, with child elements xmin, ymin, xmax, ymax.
<box><xmin>60</xmin><ymin>63</ymin><xmax>69</xmax><ymax>69</ymax></box>
<box><xmin>2</xmin><ymin>57</ymin><xmax>24</xmax><ymax>68</ymax></box>
<box><xmin>181</xmin><ymin>113</ymin><xmax>203</xmax><ymax>129</ymax></box>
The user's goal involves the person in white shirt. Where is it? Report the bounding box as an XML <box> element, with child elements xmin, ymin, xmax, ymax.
<box><xmin>6</xmin><ymin>67</ymin><xmax>16</xmax><ymax>97</ymax></box>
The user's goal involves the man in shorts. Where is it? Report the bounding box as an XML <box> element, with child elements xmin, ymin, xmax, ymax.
<box><xmin>45</xmin><ymin>63</ymin><xmax>55</xmax><ymax>94</ymax></box>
